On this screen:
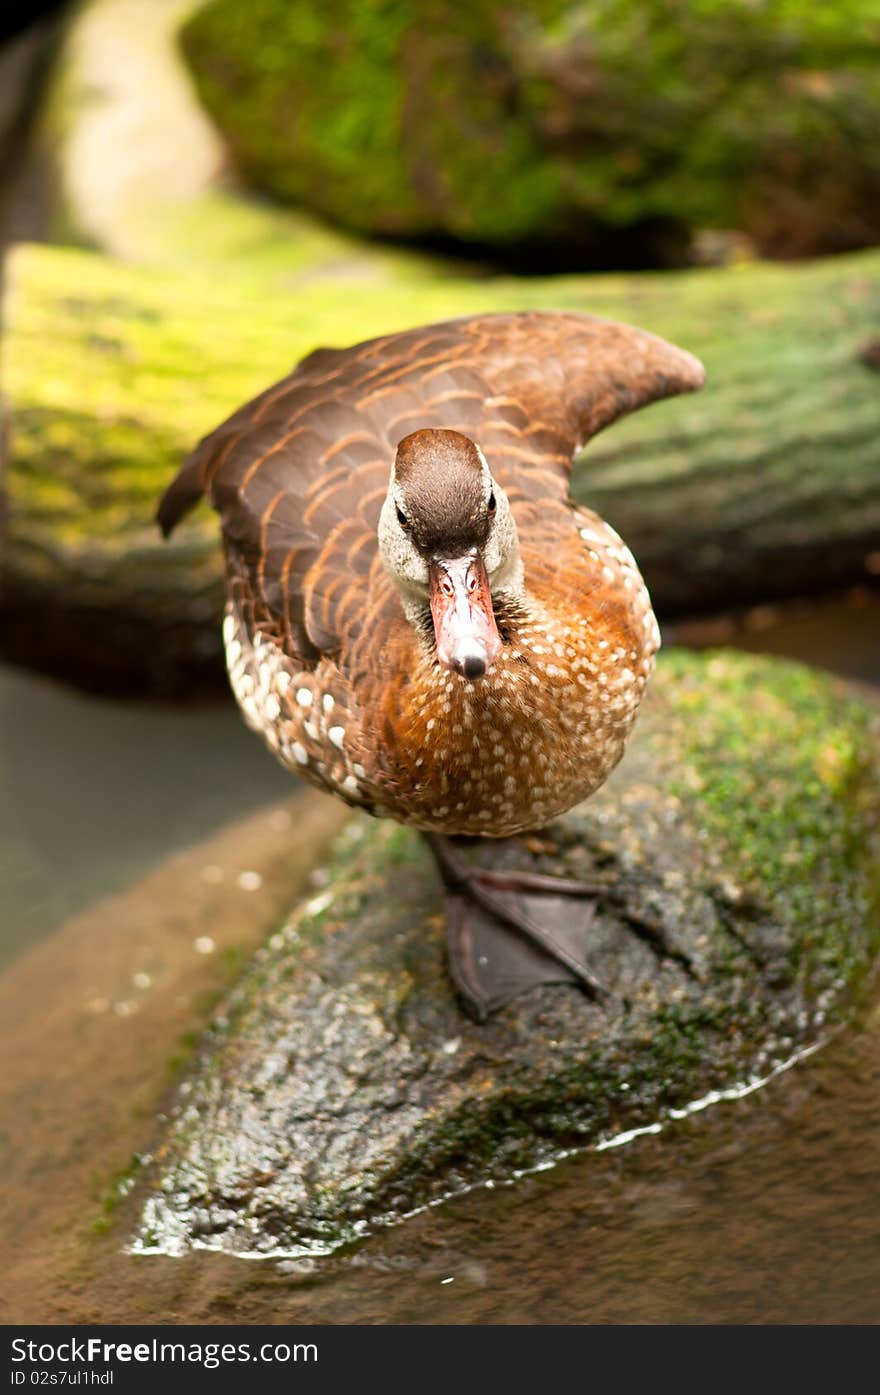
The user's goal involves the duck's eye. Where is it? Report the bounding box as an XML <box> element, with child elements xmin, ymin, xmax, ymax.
<box><xmin>396</xmin><ymin>505</ymin><xmax>409</xmax><ymax>529</ymax></box>
<box><xmin>487</xmin><ymin>492</ymin><xmax>497</xmax><ymax>515</ymax></box>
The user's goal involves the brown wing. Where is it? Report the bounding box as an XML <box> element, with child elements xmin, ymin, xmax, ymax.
<box><xmin>157</xmin><ymin>311</ymin><xmax>703</xmax><ymax>666</ymax></box>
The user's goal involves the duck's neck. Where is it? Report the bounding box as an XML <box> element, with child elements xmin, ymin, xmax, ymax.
<box><xmin>383</xmin><ymin>592</ymin><xmax>635</xmax><ymax>837</ymax></box>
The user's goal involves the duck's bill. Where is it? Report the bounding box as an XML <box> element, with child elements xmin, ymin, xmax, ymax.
<box><xmin>429</xmin><ymin>552</ymin><xmax>503</xmax><ymax>680</ymax></box>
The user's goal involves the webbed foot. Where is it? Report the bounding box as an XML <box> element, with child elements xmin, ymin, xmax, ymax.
<box><xmin>425</xmin><ymin>833</ymin><xmax>612</xmax><ymax>1020</ymax></box>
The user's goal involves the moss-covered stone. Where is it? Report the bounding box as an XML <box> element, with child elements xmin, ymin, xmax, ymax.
<box><xmin>181</xmin><ymin>0</ymin><xmax>880</xmax><ymax>260</ymax></box>
<box><xmin>133</xmin><ymin>651</ymin><xmax>880</xmax><ymax>1257</ymax></box>
<box><xmin>3</xmin><ymin>239</ymin><xmax>879</xmax><ymax>692</ymax></box>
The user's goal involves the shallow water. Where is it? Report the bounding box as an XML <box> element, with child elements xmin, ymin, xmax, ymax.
<box><xmin>0</xmin><ymin>663</ymin><xmax>292</xmax><ymax>967</ymax></box>
<box><xmin>1</xmin><ymin>589</ymin><xmax>878</xmax><ymax>1324</ymax></box>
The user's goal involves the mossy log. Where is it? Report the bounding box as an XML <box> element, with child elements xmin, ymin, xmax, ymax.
<box><xmin>181</xmin><ymin>0</ymin><xmax>880</xmax><ymax>261</ymax></box>
<box><xmin>132</xmin><ymin>651</ymin><xmax>880</xmax><ymax>1258</ymax></box>
<box><xmin>2</xmin><ymin>241</ymin><xmax>879</xmax><ymax>694</ymax></box>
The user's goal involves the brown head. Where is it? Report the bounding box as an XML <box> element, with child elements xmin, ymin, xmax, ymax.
<box><xmin>378</xmin><ymin>428</ymin><xmax>523</xmax><ymax>680</ymax></box>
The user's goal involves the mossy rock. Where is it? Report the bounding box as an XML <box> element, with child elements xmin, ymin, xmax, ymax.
<box><xmin>181</xmin><ymin>0</ymin><xmax>880</xmax><ymax>261</ymax></box>
<box><xmin>3</xmin><ymin>240</ymin><xmax>880</xmax><ymax>693</ymax></box>
<box><xmin>133</xmin><ymin>651</ymin><xmax>880</xmax><ymax>1258</ymax></box>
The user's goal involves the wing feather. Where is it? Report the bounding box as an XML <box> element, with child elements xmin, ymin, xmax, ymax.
<box><xmin>157</xmin><ymin>311</ymin><xmax>704</xmax><ymax>669</ymax></box>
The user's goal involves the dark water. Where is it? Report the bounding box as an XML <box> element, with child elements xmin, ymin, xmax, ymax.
<box><xmin>2</xmin><ymin>588</ymin><xmax>879</xmax><ymax>1323</ymax></box>
<box><xmin>666</xmin><ymin>586</ymin><xmax>880</xmax><ymax>690</ymax></box>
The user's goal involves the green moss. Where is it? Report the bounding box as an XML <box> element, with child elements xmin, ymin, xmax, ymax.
<box><xmin>183</xmin><ymin>1</ymin><xmax>421</xmax><ymax>234</ymax></box>
<box><xmin>165</xmin><ymin>1027</ymin><xmax>204</xmax><ymax>1084</ymax></box>
<box><xmin>89</xmin><ymin>1154</ymin><xmax>147</xmax><ymax>1235</ymax></box>
<box><xmin>182</xmin><ymin>0</ymin><xmax>880</xmax><ymax>256</ymax></box>
<box><xmin>663</xmin><ymin>650</ymin><xmax>880</xmax><ymax>990</ymax></box>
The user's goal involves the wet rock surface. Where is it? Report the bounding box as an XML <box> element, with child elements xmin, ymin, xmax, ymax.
<box><xmin>134</xmin><ymin>651</ymin><xmax>880</xmax><ymax>1258</ymax></box>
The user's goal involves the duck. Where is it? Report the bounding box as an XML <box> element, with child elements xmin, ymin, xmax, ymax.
<box><xmin>158</xmin><ymin>311</ymin><xmax>704</xmax><ymax>1018</ymax></box>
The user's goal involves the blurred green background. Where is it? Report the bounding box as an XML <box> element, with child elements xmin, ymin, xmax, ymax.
<box><xmin>182</xmin><ymin>0</ymin><xmax>880</xmax><ymax>263</ymax></box>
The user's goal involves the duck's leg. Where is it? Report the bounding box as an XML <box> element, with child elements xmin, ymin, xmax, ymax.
<box><xmin>424</xmin><ymin>833</ymin><xmax>612</xmax><ymax>1020</ymax></box>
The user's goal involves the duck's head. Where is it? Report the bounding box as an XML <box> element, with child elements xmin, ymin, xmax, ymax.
<box><xmin>378</xmin><ymin>428</ymin><xmax>523</xmax><ymax>680</ymax></box>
